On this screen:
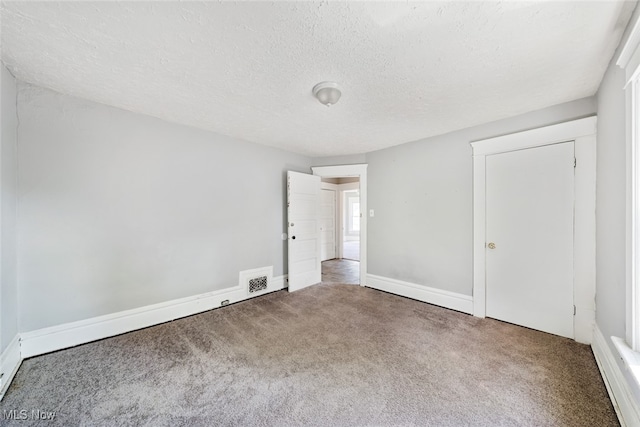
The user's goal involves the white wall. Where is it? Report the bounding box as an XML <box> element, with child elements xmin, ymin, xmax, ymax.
<box><xmin>595</xmin><ymin>4</ymin><xmax>640</xmax><ymax>403</ymax></box>
<box><xmin>312</xmin><ymin>154</ymin><xmax>366</xmax><ymax>167</ymax></box>
<box><xmin>366</xmin><ymin>97</ymin><xmax>597</xmax><ymax>295</ymax></box>
<box><xmin>17</xmin><ymin>83</ymin><xmax>311</xmax><ymax>332</ymax></box>
<box><xmin>596</xmin><ymin>50</ymin><xmax>627</xmax><ymax>349</ymax></box>
<box><xmin>1</xmin><ymin>64</ymin><xmax>18</xmax><ymax>353</ymax></box>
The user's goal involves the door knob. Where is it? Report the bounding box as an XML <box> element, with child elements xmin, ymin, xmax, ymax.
<box><xmin>487</xmin><ymin>242</ymin><xmax>496</xmax><ymax>249</ymax></box>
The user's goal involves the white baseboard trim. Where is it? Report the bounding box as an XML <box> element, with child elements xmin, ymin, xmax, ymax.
<box><xmin>21</xmin><ymin>275</ymin><xmax>287</xmax><ymax>359</ymax></box>
<box><xmin>0</xmin><ymin>335</ymin><xmax>22</xmax><ymax>400</ymax></box>
<box><xmin>272</xmin><ymin>274</ymin><xmax>287</xmax><ymax>290</ymax></box>
<box><xmin>592</xmin><ymin>325</ymin><xmax>640</xmax><ymax>427</ymax></box>
<box><xmin>574</xmin><ymin>307</ymin><xmax>595</xmax><ymax>345</ymax></box>
<box><xmin>365</xmin><ymin>274</ymin><xmax>473</xmax><ymax>314</ymax></box>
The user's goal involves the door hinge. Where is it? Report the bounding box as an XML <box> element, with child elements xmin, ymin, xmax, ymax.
<box><xmin>573</xmin><ymin>305</ymin><xmax>576</xmax><ymax>315</ymax></box>
<box><xmin>574</xmin><ymin>158</ymin><xmax>577</xmax><ymax>168</ymax></box>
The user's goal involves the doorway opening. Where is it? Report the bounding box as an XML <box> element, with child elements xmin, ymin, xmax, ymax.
<box><xmin>320</xmin><ymin>177</ymin><xmax>360</xmax><ymax>285</ymax></box>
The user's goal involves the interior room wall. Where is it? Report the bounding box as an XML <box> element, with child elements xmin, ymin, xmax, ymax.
<box><xmin>366</xmin><ymin>97</ymin><xmax>597</xmax><ymax>296</ymax></box>
<box><xmin>17</xmin><ymin>83</ymin><xmax>311</xmax><ymax>332</ymax></box>
<box><xmin>595</xmin><ymin>44</ymin><xmax>627</xmax><ymax>352</ymax></box>
<box><xmin>1</xmin><ymin>64</ymin><xmax>18</xmax><ymax>354</ymax></box>
<box><xmin>595</xmin><ymin>4</ymin><xmax>640</xmax><ymax>403</ymax></box>
<box><xmin>312</xmin><ymin>154</ymin><xmax>366</xmax><ymax>167</ymax></box>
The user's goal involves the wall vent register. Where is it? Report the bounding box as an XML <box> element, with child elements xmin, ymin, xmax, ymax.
<box><xmin>248</xmin><ymin>276</ymin><xmax>268</xmax><ymax>294</ymax></box>
<box><xmin>239</xmin><ymin>266</ymin><xmax>273</xmax><ymax>298</ymax></box>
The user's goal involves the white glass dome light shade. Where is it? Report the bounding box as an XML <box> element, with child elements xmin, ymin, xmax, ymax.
<box><xmin>312</xmin><ymin>82</ymin><xmax>341</xmax><ymax>107</ymax></box>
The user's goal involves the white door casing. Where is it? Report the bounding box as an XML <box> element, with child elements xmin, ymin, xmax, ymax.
<box><xmin>471</xmin><ymin>116</ymin><xmax>597</xmax><ymax>344</ymax></box>
<box><xmin>320</xmin><ymin>188</ymin><xmax>337</xmax><ymax>261</ymax></box>
<box><xmin>485</xmin><ymin>142</ymin><xmax>575</xmax><ymax>338</ymax></box>
<box><xmin>287</xmin><ymin>171</ymin><xmax>322</xmax><ymax>292</ymax></box>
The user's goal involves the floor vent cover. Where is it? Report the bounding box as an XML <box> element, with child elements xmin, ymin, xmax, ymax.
<box><xmin>249</xmin><ymin>276</ymin><xmax>268</xmax><ymax>293</ymax></box>
<box><xmin>239</xmin><ymin>266</ymin><xmax>273</xmax><ymax>297</ymax></box>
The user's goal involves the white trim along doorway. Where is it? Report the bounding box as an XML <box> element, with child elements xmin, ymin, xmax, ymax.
<box><xmin>470</xmin><ymin>116</ymin><xmax>597</xmax><ymax>344</ymax></box>
<box><xmin>312</xmin><ymin>164</ymin><xmax>368</xmax><ymax>287</ymax></box>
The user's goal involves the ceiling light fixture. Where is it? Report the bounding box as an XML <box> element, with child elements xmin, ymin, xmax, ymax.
<box><xmin>312</xmin><ymin>81</ymin><xmax>341</xmax><ymax>107</ymax></box>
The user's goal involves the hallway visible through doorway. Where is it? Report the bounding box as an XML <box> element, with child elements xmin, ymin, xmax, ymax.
<box><xmin>342</xmin><ymin>188</ymin><xmax>360</xmax><ymax>261</ymax></box>
<box><xmin>343</xmin><ymin>241</ymin><xmax>359</xmax><ymax>261</ymax></box>
<box><xmin>320</xmin><ymin>176</ymin><xmax>360</xmax><ymax>284</ymax></box>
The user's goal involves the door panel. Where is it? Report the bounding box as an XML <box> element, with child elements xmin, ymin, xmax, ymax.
<box><xmin>287</xmin><ymin>171</ymin><xmax>321</xmax><ymax>292</ymax></box>
<box><xmin>485</xmin><ymin>142</ymin><xmax>574</xmax><ymax>338</ymax></box>
<box><xmin>320</xmin><ymin>189</ymin><xmax>336</xmax><ymax>261</ymax></box>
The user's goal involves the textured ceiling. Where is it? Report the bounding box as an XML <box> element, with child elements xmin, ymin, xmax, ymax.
<box><xmin>0</xmin><ymin>1</ymin><xmax>636</xmax><ymax>157</ymax></box>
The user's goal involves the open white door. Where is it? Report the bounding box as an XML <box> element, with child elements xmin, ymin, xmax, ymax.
<box><xmin>287</xmin><ymin>171</ymin><xmax>321</xmax><ymax>292</ymax></box>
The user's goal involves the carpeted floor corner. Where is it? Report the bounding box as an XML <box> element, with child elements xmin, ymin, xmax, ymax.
<box><xmin>0</xmin><ymin>283</ymin><xmax>618</xmax><ymax>426</ymax></box>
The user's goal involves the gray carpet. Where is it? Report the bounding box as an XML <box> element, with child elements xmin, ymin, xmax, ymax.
<box><xmin>0</xmin><ymin>284</ymin><xmax>618</xmax><ymax>426</ymax></box>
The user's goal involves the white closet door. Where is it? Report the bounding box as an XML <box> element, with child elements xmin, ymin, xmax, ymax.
<box><xmin>485</xmin><ymin>141</ymin><xmax>575</xmax><ymax>338</ymax></box>
<box><xmin>320</xmin><ymin>189</ymin><xmax>336</xmax><ymax>261</ymax></box>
